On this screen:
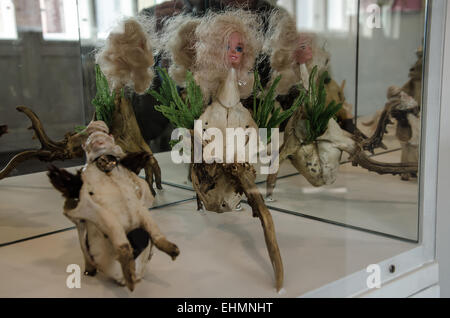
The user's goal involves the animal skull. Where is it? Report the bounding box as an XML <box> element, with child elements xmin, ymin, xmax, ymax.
<box><xmin>190</xmin><ymin>66</ymin><xmax>284</xmax><ymax>291</ymax></box>
<box><xmin>267</xmin><ymin>85</ymin><xmax>419</xmax><ymax>198</ymax></box>
<box><xmin>49</xmin><ymin>122</ymin><xmax>179</xmax><ymax>291</ymax></box>
<box><xmin>192</xmin><ymin>68</ymin><xmax>259</xmax><ymax>212</ymax></box>
<box><xmin>284</xmin><ymin>115</ymin><xmax>355</xmax><ymax>187</ymax></box>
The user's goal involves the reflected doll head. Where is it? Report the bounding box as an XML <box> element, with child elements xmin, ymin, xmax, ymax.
<box><xmin>293</xmin><ymin>34</ymin><xmax>313</xmax><ymax>65</ymax></box>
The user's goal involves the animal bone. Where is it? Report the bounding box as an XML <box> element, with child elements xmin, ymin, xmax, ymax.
<box><xmin>48</xmin><ymin>122</ymin><xmax>179</xmax><ymax>291</ymax></box>
<box><xmin>363</xmin><ymin>46</ymin><xmax>422</xmax><ymax>181</ymax></box>
<box><xmin>191</xmin><ymin>67</ymin><xmax>284</xmax><ymax>291</ymax></box>
<box><xmin>0</xmin><ymin>107</ymin><xmax>85</xmax><ymax>180</ymax></box>
<box><xmin>266</xmin><ymin>86</ymin><xmax>419</xmax><ymax>198</ymax></box>
<box><xmin>195</xmin><ymin>68</ymin><xmax>259</xmax><ymax>163</ymax></box>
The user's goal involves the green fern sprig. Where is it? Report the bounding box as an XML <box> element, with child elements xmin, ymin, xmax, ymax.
<box><xmin>303</xmin><ymin>66</ymin><xmax>343</xmax><ymax>144</ymax></box>
<box><xmin>252</xmin><ymin>71</ymin><xmax>304</xmax><ymax>142</ymax></box>
<box><xmin>74</xmin><ymin>125</ymin><xmax>87</xmax><ymax>133</ymax></box>
<box><xmin>151</xmin><ymin>67</ymin><xmax>203</xmax><ymax>129</ymax></box>
<box><xmin>91</xmin><ymin>65</ymin><xmax>116</xmax><ymax>128</ymax></box>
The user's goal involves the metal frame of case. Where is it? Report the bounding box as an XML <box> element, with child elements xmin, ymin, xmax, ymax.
<box><xmin>301</xmin><ymin>0</ymin><xmax>444</xmax><ymax>297</ymax></box>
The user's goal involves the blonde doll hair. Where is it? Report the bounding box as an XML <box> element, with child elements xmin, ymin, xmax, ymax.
<box><xmin>265</xmin><ymin>11</ymin><xmax>303</xmax><ymax>94</ymax></box>
<box><xmin>162</xmin><ymin>14</ymin><xmax>201</xmax><ymax>86</ymax></box>
<box><xmin>193</xmin><ymin>9</ymin><xmax>263</xmax><ymax>100</ymax></box>
<box><xmin>96</xmin><ymin>17</ymin><xmax>155</xmax><ymax>94</ymax></box>
<box><xmin>266</xmin><ymin>11</ymin><xmax>299</xmax><ymax>72</ymax></box>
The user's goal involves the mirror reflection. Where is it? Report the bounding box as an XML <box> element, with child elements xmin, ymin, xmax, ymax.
<box><xmin>0</xmin><ymin>0</ymin><xmax>424</xmax><ymax>246</ymax></box>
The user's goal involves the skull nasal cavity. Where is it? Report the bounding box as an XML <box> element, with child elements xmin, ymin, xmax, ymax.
<box><xmin>127</xmin><ymin>228</ymin><xmax>150</xmax><ymax>259</ymax></box>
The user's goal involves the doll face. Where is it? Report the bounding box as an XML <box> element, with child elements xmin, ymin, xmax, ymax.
<box><xmin>227</xmin><ymin>32</ymin><xmax>244</xmax><ymax>68</ymax></box>
<box><xmin>293</xmin><ymin>34</ymin><xmax>313</xmax><ymax>65</ymax></box>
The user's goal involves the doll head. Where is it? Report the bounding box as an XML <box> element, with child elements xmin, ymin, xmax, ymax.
<box><xmin>293</xmin><ymin>34</ymin><xmax>313</xmax><ymax>65</ymax></box>
<box><xmin>194</xmin><ymin>9</ymin><xmax>262</xmax><ymax>100</ymax></box>
<box><xmin>267</xmin><ymin>12</ymin><xmax>330</xmax><ymax>94</ymax></box>
<box><xmin>267</xmin><ymin>12</ymin><xmax>314</xmax><ymax>70</ymax></box>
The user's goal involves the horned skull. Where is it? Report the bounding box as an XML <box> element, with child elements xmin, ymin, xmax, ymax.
<box><xmin>267</xmin><ymin>85</ymin><xmax>419</xmax><ymax>199</ymax></box>
<box><xmin>192</xmin><ymin>68</ymin><xmax>259</xmax><ymax>213</ymax></box>
<box><xmin>283</xmin><ymin>116</ymin><xmax>356</xmax><ymax>187</ymax></box>
<box><xmin>190</xmin><ymin>68</ymin><xmax>284</xmax><ymax>291</ymax></box>
<box><xmin>48</xmin><ymin>121</ymin><xmax>179</xmax><ymax>291</ymax></box>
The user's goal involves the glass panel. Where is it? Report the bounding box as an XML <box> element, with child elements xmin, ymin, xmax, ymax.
<box><xmin>0</xmin><ymin>0</ymin><xmax>86</xmax><ymax>244</ymax></box>
<box><xmin>353</xmin><ymin>0</ymin><xmax>425</xmax><ymax>240</ymax></box>
<box><xmin>0</xmin><ymin>0</ymin><xmax>86</xmax><ymax>175</ymax></box>
<box><xmin>77</xmin><ymin>0</ymin><xmax>138</xmax><ymax>124</ymax></box>
<box><xmin>0</xmin><ymin>0</ymin><xmax>425</xmax><ymax>248</ymax></box>
<box><xmin>251</xmin><ymin>0</ymin><xmax>423</xmax><ymax>242</ymax></box>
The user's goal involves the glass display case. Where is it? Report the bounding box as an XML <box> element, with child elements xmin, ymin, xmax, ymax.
<box><xmin>0</xmin><ymin>0</ymin><xmax>444</xmax><ymax>297</ymax></box>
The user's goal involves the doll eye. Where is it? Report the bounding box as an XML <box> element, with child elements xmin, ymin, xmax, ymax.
<box><xmin>236</xmin><ymin>46</ymin><xmax>243</xmax><ymax>53</ymax></box>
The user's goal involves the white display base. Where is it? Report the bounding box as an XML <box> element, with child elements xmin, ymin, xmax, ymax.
<box><xmin>0</xmin><ymin>143</ymin><xmax>424</xmax><ymax>297</ymax></box>
<box><xmin>0</xmin><ymin>200</ymin><xmax>416</xmax><ymax>298</ymax></box>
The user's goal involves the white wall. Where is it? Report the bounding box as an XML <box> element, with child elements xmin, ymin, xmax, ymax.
<box><xmin>436</xmin><ymin>0</ymin><xmax>450</xmax><ymax>299</ymax></box>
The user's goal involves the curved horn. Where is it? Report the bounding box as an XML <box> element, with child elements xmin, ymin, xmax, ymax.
<box><xmin>17</xmin><ymin>106</ymin><xmax>65</xmax><ymax>149</ymax></box>
<box><xmin>229</xmin><ymin>164</ymin><xmax>284</xmax><ymax>291</ymax></box>
<box><xmin>349</xmin><ymin>145</ymin><xmax>418</xmax><ymax>176</ymax></box>
<box><xmin>0</xmin><ymin>150</ymin><xmax>46</xmax><ymax>179</ymax></box>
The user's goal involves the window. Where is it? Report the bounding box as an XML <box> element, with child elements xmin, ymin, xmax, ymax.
<box><xmin>95</xmin><ymin>0</ymin><xmax>135</xmax><ymax>39</ymax></box>
<box><xmin>0</xmin><ymin>0</ymin><xmax>17</xmax><ymax>40</ymax></box>
<box><xmin>78</xmin><ymin>0</ymin><xmax>138</xmax><ymax>42</ymax></box>
<box><xmin>138</xmin><ymin>0</ymin><xmax>158</xmax><ymax>11</ymax></box>
<box><xmin>40</xmin><ymin>0</ymin><xmax>79</xmax><ymax>41</ymax></box>
<box><xmin>279</xmin><ymin>0</ymin><xmax>357</xmax><ymax>34</ymax></box>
